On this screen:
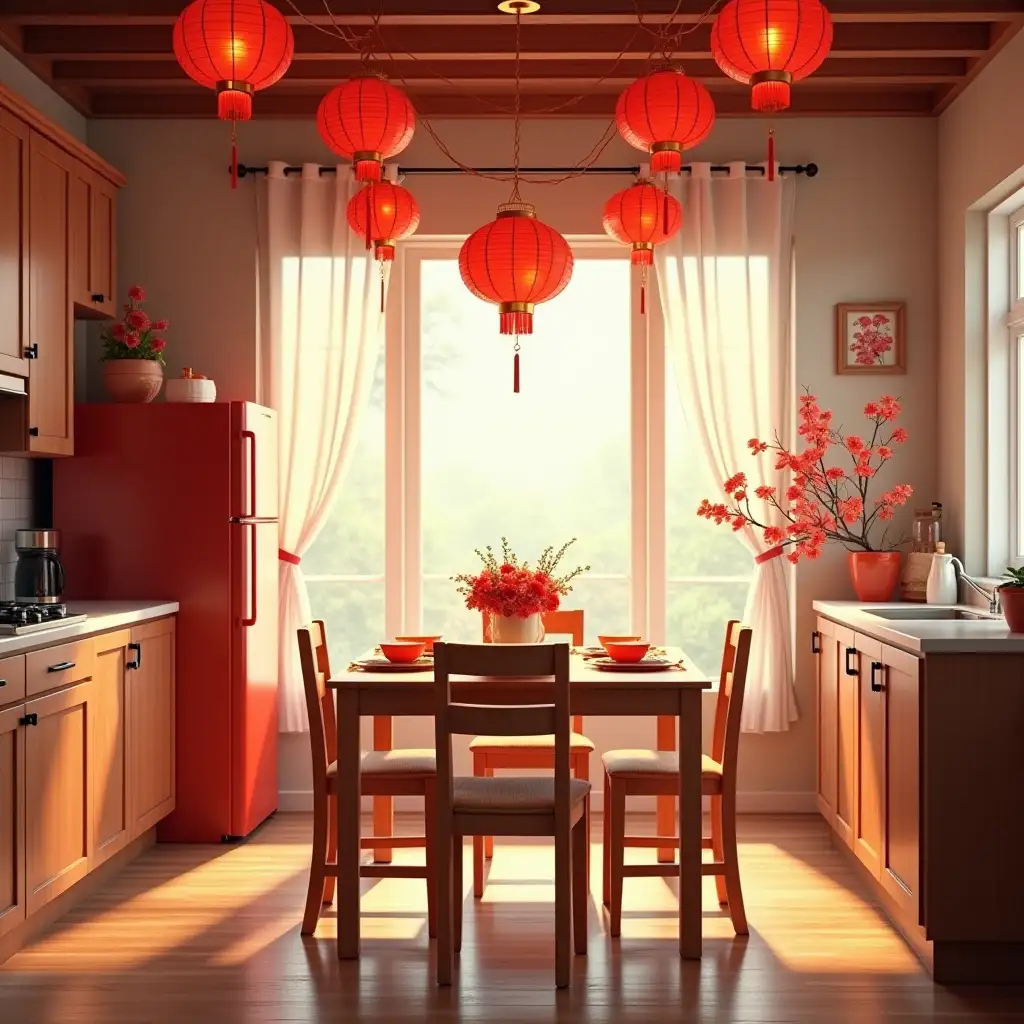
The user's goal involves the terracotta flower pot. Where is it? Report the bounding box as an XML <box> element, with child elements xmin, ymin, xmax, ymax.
<box><xmin>999</xmin><ymin>586</ymin><xmax>1024</xmax><ymax>633</ymax></box>
<box><xmin>103</xmin><ymin>359</ymin><xmax>164</xmax><ymax>403</ymax></box>
<box><xmin>847</xmin><ymin>551</ymin><xmax>902</xmax><ymax>602</ymax></box>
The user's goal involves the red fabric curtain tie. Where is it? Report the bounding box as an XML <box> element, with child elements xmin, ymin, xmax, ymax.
<box><xmin>278</xmin><ymin>549</ymin><xmax>301</xmax><ymax>566</ymax></box>
<box><xmin>755</xmin><ymin>545</ymin><xmax>784</xmax><ymax>565</ymax></box>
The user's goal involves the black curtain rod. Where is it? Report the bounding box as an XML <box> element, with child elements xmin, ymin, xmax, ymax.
<box><xmin>235</xmin><ymin>162</ymin><xmax>818</xmax><ymax>179</ymax></box>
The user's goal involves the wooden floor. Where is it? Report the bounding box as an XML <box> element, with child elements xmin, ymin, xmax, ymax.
<box><xmin>2</xmin><ymin>813</ymin><xmax>1022</xmax><ymax>1023</ymax></box>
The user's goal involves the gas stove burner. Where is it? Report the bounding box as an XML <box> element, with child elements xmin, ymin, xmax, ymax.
<box><xmin>0</xmin><ymin>603</ymin><xmax>86</xmax><ymax>636</ymax></box>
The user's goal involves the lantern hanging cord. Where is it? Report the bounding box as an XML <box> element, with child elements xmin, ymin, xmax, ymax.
<box><xmin>510</xmin><ymin>6</ymin><xmax>523</xmax><ymax>203</ymax></box>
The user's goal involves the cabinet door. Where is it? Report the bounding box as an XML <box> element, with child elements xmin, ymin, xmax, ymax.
<box><xmin>0</xmin><ymin>111</ymin><xmax>30</xmax><ymax>378</ymax></box>
<box><xmin>128</xmin><ymin>617</ymin><xmax>175</xmax><ymax>837</ymax></box>
<box><xmin>853</xmin><ymin>631</ymin><xmax>885</xmax><ymax>879</ymax></box>
<box><xmin>92</xmin><ymin>631</ymin><xmax>130</xmax><ymax>866</ymax></box>
<box><xmin>69</xmin><ymin>168</ymin><xmax>116</xmax><ymax>318</ymax></box>
<box><xmin>881</xmin><ymin>643</ymin><xmax>920</xmax><ymax>923</ymax></box>
<box><xmin>0</xmin><ymin>704</ymin><xmax>26</xmax><ymax>939</ymax></box>
<box><xmin>834</xmin><ymin>624</ymin><xmax>857</xmax><ymax>848</ymax></box>
<box><xmin>815</xmin><ymin>617</ymin><xmax>840</xmax><ymax>827</ymax></box>
<box><xmin>27</xmin><ymin>133</ymin><xmax>73</xmax><ymax>457</ymax></box>
<box><xmin>24</xmin><ymin>681</ymin><xmax>92</xmax><ymax>915</ymax></box>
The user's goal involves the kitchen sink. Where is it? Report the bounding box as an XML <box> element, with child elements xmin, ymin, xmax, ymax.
<box><xmin>865</xmin><ymin>608</ymin><xmax>995</xmax><ymax>621</ymax></box>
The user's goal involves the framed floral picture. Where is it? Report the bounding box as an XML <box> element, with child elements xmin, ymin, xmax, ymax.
<box><xmin>835</xmin><ymin>302</ymin><xmax>906</xmax><ymax>375</ymax></box>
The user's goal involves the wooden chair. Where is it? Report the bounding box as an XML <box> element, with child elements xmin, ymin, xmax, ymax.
<box><xmin>433</xmin><ymin>641</ymin><xmax>590</xmax><ymax>988</ymax></box>
<box><xmin>297</xmin><ymin>621</ymin><xmax>437</xmax><ymax>938</ymax></box>
<box><xmin>472</xmin><ymin>609</ymin><xmax>593</xmax><ymax>896</ymax></box>
<box><xmin>601</xmin><ymin>621</ymin><xmax>753</xmax><ymax>937</ymax></box>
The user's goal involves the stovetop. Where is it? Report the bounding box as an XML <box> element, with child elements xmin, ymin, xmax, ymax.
<box><xmin>0</xmin><ymin>603</ymin><xmax>87</xmax><ymax>636</ymax></box>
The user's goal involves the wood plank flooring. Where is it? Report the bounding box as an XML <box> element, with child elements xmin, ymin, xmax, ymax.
<box><xmin>1</xmin><ymin>813</ymin><xmax>1022</xmax><ymax>1023</ymax></box>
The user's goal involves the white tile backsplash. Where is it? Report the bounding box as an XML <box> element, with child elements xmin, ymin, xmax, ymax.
<box><xmin>0</xmin><ymin>458</ymin><xmax>33</xmax><ymax>602</ymax></box>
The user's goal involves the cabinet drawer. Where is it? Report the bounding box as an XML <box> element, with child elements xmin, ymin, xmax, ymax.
<box><xmin>0</xmin><ymin>655</ymin><xmax>26</xmax><ymax>707</ymax></box>
<box><xmin>25</xmin><ymin>639</ymin><xmax>94</xmax><ymax>697</ymax></box>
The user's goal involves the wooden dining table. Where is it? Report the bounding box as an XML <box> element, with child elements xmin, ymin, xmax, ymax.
<box><xmin>326</xmin><ymin>647</ymin><xmax>712</xmax><ymax>961</ymax></box>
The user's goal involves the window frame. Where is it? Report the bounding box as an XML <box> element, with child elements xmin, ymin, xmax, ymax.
<box><xmin>1007</xmin><ymin>207</ymin><xmax>1024</xmax><ymax>564</ymax></box>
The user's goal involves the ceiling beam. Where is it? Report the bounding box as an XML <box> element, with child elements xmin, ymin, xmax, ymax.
<box><xmin>88</xmin><ymin>84</ymin><xmax>936</xmax><ymax>119</ymax></box>
<box><xmin>20</xmin><ymin>21</ymin><xmax>995</xmax><ymax>61</ymax></box>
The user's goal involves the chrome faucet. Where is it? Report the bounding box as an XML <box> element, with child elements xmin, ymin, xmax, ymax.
<box><xmin>951</xmin><ymin>557</ymin><xmax>1002</xmax><ymax>614</ymax></box>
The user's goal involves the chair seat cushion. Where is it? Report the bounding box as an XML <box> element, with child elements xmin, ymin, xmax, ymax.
<box><xmin>327</xmin><ymin>748</ymin><xmax>437</xmax><ymax>779</ymax></box>
<box><xmin>468</xmin><ymin>732</ymin><xmax>595</xmax><ymax>752</ymax></box>
<box><xmin>453</xmin><ymin>776</ymin><xmax>591</xmax><ymax>813</ymax></box>
<box><xmin>601</xmin><ymin>749</ymin><xmax>723</xmax><ymax>778</ymax></box>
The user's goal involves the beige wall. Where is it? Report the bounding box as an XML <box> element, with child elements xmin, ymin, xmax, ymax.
<box><xmin>86</xmin><ymin>115</ymin><xmax>939</xmax><ymax>809</ymax></box>
<box><xmin>938</xmin><ymin>30</ymin><xmax>1024</xmax><ymax>574</ymax></box>
<box><xmin>0</xmin><ymin>48</ymin><xmax>86</xmax><ymax>140</ymax></box>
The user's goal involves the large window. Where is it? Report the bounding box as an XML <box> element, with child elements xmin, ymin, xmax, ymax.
<box><xmin>306</xmin><ymin>239</ymin><xmax>754</xmax><ymax>672</ymax></box>
<box><xmin>1008</xmin><ymin>208</ymin><xmax>1024</xmax><ymax>563</ymax></box>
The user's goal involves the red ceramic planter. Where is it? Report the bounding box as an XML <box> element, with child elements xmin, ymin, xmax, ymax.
<box><xmin>847</xmin><ymin>551</ymin><xmax>902</xmax><ymax>602</ymax></box>
<box><xmin>1000</xmin><ymin>586</ymin><xmax>1024</xmax><ymax>633</ymax></box>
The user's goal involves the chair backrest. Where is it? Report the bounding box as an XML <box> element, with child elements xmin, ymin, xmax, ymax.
<box><xmin>710</xmin><ymin>620</ymin><xmax>753</xmax><ymax>779</ymax></box>
<box><xmin>297</xmin><ymin>620</ymin><xmax>337</xmax><ymax>793</ymax></box>
<box><xmin>433</xmin><ymin>642</ymin><xmax>572</xmax><ymax>804</ymax></box>
<box><xmin>481</xmin><ymin>608</ymin><xmax>585</xmax><ymax>646</ymax></box>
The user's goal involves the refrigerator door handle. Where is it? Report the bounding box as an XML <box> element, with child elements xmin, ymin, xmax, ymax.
<box><xmin>242</xmin><ymin>522</ymin><xmax>258</xmax><ymax>627</ymax></box>
<box><xmin>242</xmin><ymin>429</ymin><xmax>257</xmax><ymax>518</ymax></box>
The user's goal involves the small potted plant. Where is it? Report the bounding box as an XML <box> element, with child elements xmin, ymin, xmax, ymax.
<box><xmin>697</xmin><ymin>391</ymin><xmax>914</xmax><ymax>602</ymax></box>
<box><xmin>998</xmin><ymin>566</ymin><xmax>1024</xmax><ymax>632</ymax></box>
<box><xmin>454</xmin><ymin>537</ymin><xmax>589</xmax><ymax>643</ymax></box>
<box><xmin>100</xmin><ymin>285</ymin><xmax>168</xmax><ymax>403</ymax></box>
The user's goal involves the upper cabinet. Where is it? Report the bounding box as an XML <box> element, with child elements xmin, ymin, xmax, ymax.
<box><xmin>0</xmin><ymin>83</ymin><xmax>124</xmax><ymax>458</ymax></box>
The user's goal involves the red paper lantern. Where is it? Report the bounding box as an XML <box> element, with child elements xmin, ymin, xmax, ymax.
<box><xmin>346</xmin><ymin>182</ymin><xmax>420</xmax><ymax>261</ymax></box>
<box><xmin>603</xmin><ymin>181</ymin><xmax>682</xmax><ymax>264</ymax></box>
<box><xmin>615</xmin><ymin>69</ymin><xmax>715</xmax><ymax>175</ymax></box>
<box><xmin>317</xmin><ymin>77</ymin><xmax>416</xmax><ymax>183</ymax></box>
<box><xmin>459</xmin><ymin>202</ymin><xmax>573</xmax><ymax>392</ymax></box>
<box><xmin>173</xmin><ymin>0</ymin><xmax>293</xmax><ymax>121</ymax></box>
<box><xmin>710</xmin><ymin>0</ymin><xmax>833</xmax><ymax>113</ymax></box>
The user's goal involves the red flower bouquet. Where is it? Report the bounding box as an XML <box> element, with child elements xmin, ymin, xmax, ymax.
<box><xmin>454</xmin><ymin>537</ymin><xmax>589</xmax><ymax>619</ymax></box>
<box><xmin>100</xmin><ymin>285</ymin><xmax>169</xmax><ymax>365</ymax></box>
<box><xmin>697</xmin><ymin>392</ymin><xmax>913</xmax><ymax>563</ymax></box>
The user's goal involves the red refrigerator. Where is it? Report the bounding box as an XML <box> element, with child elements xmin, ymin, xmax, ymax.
<box><xmin>53</xmin><ymin>401</ymin><xmax>279</xmax><ymax>842</ymax></box>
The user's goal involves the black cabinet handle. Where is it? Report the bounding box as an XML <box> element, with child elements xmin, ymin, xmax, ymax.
<box><xmin>811</xmin><ymin>630</ymin><xmax>821</xmax><ymax>654</ymax></box>
<box><xmin>91</xmin><ymin>293</ymin><xmax>105</xmax><ymax>303</ymax></box>
<box><xmin>127</xmin><ymin>642</ymin><xmax>141</xmax><ymax>670</ymax></box>
<box><xmin>870</xmin><ymin>661</ymin><xmax>884</xmax><ymax>693</ymax></box>
<box><xmin>47</xmin><ymin>660</ymin><xmax>75</xmax><ymax>673</ymax></box>
<box><xmin>18</xmin><ymin>713</ymin><xmax>38</xmax><ymax>727</ymax></box>
<box><xmin>0</xmin><ymin>679</ymin><xmax>5</xmax><ymax>687</ymax></box>
<box><xmin>28</xmin><ymin>427</ymin><xmax>38</xmax><ymax>437</ymax></box>
<box><xmin>845</xmin><ymin>647</ymin><xmax>858</xmax><ymax>676</ymax></box>
<box><xmin>24</xmin><ymin>343</ymin><xmax>38</xmax><ymax>359</ymax></box>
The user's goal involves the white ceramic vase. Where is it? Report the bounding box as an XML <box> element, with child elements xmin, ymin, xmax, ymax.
<box><xmin>489</xmin><ymin>612</ymin><xmax>545</xmax><ymax>644</ymax></box>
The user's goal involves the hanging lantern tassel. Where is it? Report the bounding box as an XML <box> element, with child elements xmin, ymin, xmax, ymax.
<box><xmin>380</xmin><ymin>260</ymin><xmax>386</xmax><ymax>314</ymax></box>
<box><xmin>513</xmin><ymin>338</ymin><xmax>521</xmax><ymax>394</ymax></box>
<box><xmin>230</xmin><ymin>121</ymin><xmax>238</xmax><ymax>191</ymax></box>
<box><xmin>364</xmin><ymin>185</ymin><xmax>372</xmax><ymax>251</ymax></box>
<box><xmin>662</xmin><ymin>170</ymin><xmax>670</xmax><ymax>234</ymax></box>
<box><xmin>767</xmin><ymin>128</ymin><xmax>776</xmax><ymax>183</ymax></box>
<box><xmin>640</xmin><ymin>263</ymin><xmax>647</xmax><ymax>316</ymax></box>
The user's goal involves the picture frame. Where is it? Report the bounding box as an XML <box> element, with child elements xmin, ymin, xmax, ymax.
<box><xmin>835</xmin><ymin>302</ymin><xmax>906</xmax><ymax>375</ymax></box>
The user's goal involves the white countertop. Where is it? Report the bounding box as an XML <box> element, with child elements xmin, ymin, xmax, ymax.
<box><xmin>812</xmin><ymin>600</ymin><xmax>1024</xmax><ymax>654</ymax></box>
<box><xmin>0</xmin><ymin>600</ymin><xmax>179</xmax><ymax>657</ymax></box>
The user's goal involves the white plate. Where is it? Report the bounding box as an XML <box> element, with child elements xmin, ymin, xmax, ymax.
<box><xmin>589</xmin><ymin>656</ymin><xmax>682</xmax><ymax>672</ymax></box>
<box><xmin>351</xmin><ymin>657</ymin><xmax>431</xmax><ymax>672</ymax></box>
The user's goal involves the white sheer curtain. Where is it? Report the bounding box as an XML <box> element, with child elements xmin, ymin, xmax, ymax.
<box><xmin>260</xmin><ymin>163</ymin><xmax>385</xmax><ymax>733</ymax></box>
<box><xmin>655</xmin><ymin>162</ymin><xmax>797</xmax><ymax>733</ymax></box>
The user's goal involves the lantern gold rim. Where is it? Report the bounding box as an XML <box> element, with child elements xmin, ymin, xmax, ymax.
<box><xmin>496</xmin><ymin>201</ymin><xmax>537</xmax><ymax>219</ymax></box>
<box><xmin>216</xmin><ymin>80</ymin><xmax>254</xmax><ymax>95</ymax></box>
<box><xmin>650</xmin><ymin>141</ymin><xmax>683</xmax><ymax>155</ymax></box>
<box><xmin>498</xmin><ymin>301</ymin><xmax>535</xmax><ymax>314</ymax></box>
<box><xmin>353</xmin><ymin>150</ymin><xmax>384</xmax><ymax>164</ymax></box>
<box><xmin>750</xmin><ymin>70</ymin><xmax>793</xmax><ymax>87</ymax></box>
<box><xmin>497</xmin><ymin>0</ymin><xmax>541</xmax><ymax>13</ymax></box>
<box><xmin>631</xmin><ymin>241</ymin><xmax>654</xmax><ymax>252</ymax></box>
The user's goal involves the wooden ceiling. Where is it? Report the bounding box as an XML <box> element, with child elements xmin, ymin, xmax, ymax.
<box><xmin>0</xmin><ymin>0</ymin><xmax>1022</xmax><ymax>119</ymax></box>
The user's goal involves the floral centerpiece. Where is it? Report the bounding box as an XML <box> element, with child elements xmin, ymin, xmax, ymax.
<box><xmin>100</xmin><ymin>285</ymin><xmax>169</xmax><ymax>403</ymax></box>
<box><xmin>454</xmin><ymin>537</ymin><xmax>589</xmax><ymax>643</ymax></box>
<box><xmin>697</xmin><ymin>392</ymin><xmax>913</xmax><ymax>601</ymax></box>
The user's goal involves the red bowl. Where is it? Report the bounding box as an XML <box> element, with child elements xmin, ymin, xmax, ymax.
<box><xmin>604</xmin><ymin>641</ymin><xmax>651</xmax><ymax>663</ymax></box>
<box><xmin>394</xmin><ymin>634</ymin><xmax>442</xmax><ymax>653</ymax></box>
<box><xmin>598</xmin><ymin>634</ymin><xmax>641</xmax><ymax>651</ymax></box>
<box><xmin>379</xmin><ymin>641</ymin><xmax>426</xmax><ymax>664</ymax></box>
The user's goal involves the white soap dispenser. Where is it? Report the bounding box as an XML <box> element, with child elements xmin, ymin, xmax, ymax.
<box><xmin>926</xmin><ymin>542</ymin><xmax>958</xmax><ymax>605</ymax></box>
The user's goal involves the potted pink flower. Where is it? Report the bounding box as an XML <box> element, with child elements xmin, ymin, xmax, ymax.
<box><xmin>100</xmin><ymin>285</ymin><xmax>169</xmax><ymax>403</ymax></box>
<box><xmin>697</xmin><ymin>392</ymin><xmax>914</xmax><ymax>602</ymax></box>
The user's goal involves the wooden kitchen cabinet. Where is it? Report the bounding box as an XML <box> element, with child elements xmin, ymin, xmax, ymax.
<box><xmin>0</xmin><ymin>110</ymin><xmax>30</xmax><ymax>379</ymax></box>
<box><xmin>91</xmin><ymin>631</ymin><xmax>130</xmax><ymax>867</ymax></box>
<box><xmin>834</xmin><ymin>623</ymin><xmax>857</xmax><ymax>849</ymax></box>
<box><xmin>814</xmin><ymin>618</ymin><xmax>839</xmax><ymax>827</ymax></box>
<box><xmin>69</xmin><ymin>166</ymin><xmax>116</xmax><ymax>319</ymax></box>
<box><xmin>128</xmin><ymin>617</ymin><xmax>175</xmax><ymax>838</ymax></box>
<box><xmin>853</xmin><ymin>630</ymin><xmax>885</xmax><ymax>879</ymax></box>
<box><xmin>24</xmin><ymin>680</ymin><xmax>92</xmax><ymax>916</ymax></box>
<box><xmin>0</xmin><ymin>703</ymin><xmax>26</xmax><ymax>940</ymax></box>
